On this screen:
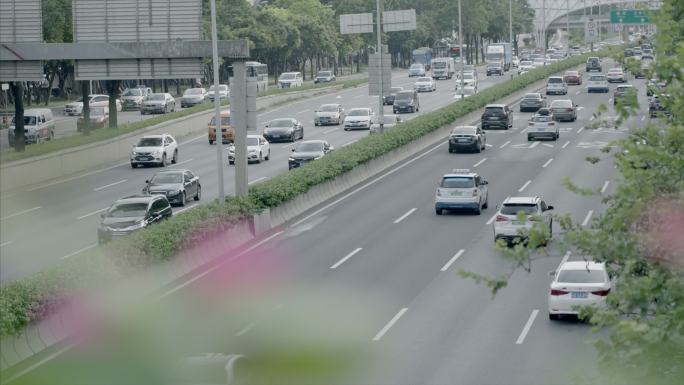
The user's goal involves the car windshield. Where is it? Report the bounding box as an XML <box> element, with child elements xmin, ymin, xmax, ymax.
<box><xmin>296</xmin><ymin>142</ymin><xmax>324</xmax><ymax>152</ymax></box>
<box><xmin>270</xmin><ymin>119</ymin><xmax>293</xmax><ymax>127</ymax></box>
<box><xmin>551</xmin><ymin>100</ymin><xmax>572</xmax><ymax>108</ymax></box>
<box><xmin>548</xmin><ymin>78</ymin><xmax>563</xmax><ymax>84</ymax></box>
<box><xmin>317</xmin><ymin>71</ymin><xmax>331</xmax><ymax>77</ymax></box>
<box><xmin>348</xmin><ymin>109</ymin><xmax>369</xmax><ymax>117</ymax></box>
<box><xmin>151</xmin><ymin>173</ymin><xmax>182</xmax><ymax>184</ymax></box>
<box><xmin>245</xmin><ymin>137</ymin><xmax>259</xmax><ymax>146</ymax></box>
<box><xmin>500</xmin><ymin>203</ymin><xmax>538</xmax><ymax>215</ymax></box>
<box><xmin>433</xmin><ymin>62</ymin><xmax>447</xmax><ymax>68</ymax></box>
<box><xmin>524</xmin><ymin>93</ymin><xmax>541</xmax><ymax>100</ymax></box>
<box><xmin>146</xmin><ymin>94</ymin><xmax>165</xmax><ymax>101</ymax></box>
<box><xmin>417</xmin><ymin>77</ymin><xmax>431</xmax><ymax>82</ymax></box>
<box><xmin>441</xmin><ymin>177</ymin><xmax>474</xmax><ymax>188</ymax></box>
<box><xmin>451</xmin><ymin>127</ymin><xmax>476</xmax><ymax>135</ymax></box>
<box><xmin>484</xmin><ymin>107</ymin><xmax>504</xmax><ymax>115</ymax></box>
<box><xmin>91</xmin><ymin>108</ymin><xmax>106</xmax><ymax>116</ymax></box>
<box><xmin>280</xmin><ymin>73</ymin><xmax>296</xmax><ymax>80</ymax></box>
<box><xmin>462</xmin><ymin>73</ymin><xmax>474</xmax><ymax>79</ymax></box>
<box><xmin>395</xmin><ymin>92</ymin><xmax>413</xmax><ymax>100</ymax></box>
<box><xmin>459</xmin><ymin>88</ymin><xmax>475</xmax><ymax>95</ymax></box>
<box><xmin>106</xmin><ymin>203</ymin><xmax>148</xmax><ymax>218</ymax></box>
<box><xmin>410</xmin><ymin>64</ymin><xmax>423</xmax><ymax>70</ymax></box>
<box><xmin>209</xmin><ymin>116</ymin><xmax>231</xmax><ymax>125</ymax></box>
<box><xmin>557</xmin><ymin>269</ymin><xmax>606</xmax><ymax>283</ymax></box>
<box><xmin>532</xmin><ymin>115</ymin><xmax>553</xmax><ymax>122</ymax></box>
<box><xmin>184</xmin><ymin>88</ymin><xmax>204</xmax><ymax>95</ymax></box>
<box><xmin>521</xmin><ymin>61</ymin><xmax>533</xmax><ymax>66</ymax></box>
<box><xmin>590</xmin><ymin>75</ymin><xmax>606</xmax><ymax>81</ymax></box>
<box><xmin>137</xmin><ymin>137</ymin><xmax>162</xmax><ymax>147</ymax></box>
<box><xmin>122</xmin><ymin>89</ymin><xmax>142</xmax><ymax>96</ymax></box>
<box><xmin>319</xmin><ymin>105</ymin><xmax>339</xmax><ymax>112</ymax></box>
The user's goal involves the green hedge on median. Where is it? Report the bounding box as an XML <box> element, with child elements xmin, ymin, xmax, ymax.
<box><xmin>0</xmin><ymin>51</ymin><xmax>608</xmax><ymax>339</ymax></box>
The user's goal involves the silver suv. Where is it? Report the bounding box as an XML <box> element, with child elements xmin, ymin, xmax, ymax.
<box><xmin>493</xmin><ymin>196</ymin><xmax>554</xmax><ymax>244</ymax></box>
<box><xmin>435</xmin><ymin>169</ymin><xmax>489</xmax><ymax>215</ymax></box>
<box><xmin>131</xmin><ymin>133</ymin><xmax>178</xmax><ymax>168</ymax></box>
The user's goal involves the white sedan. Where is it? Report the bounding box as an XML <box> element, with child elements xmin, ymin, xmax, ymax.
<box><xmin>64</xmin><ymin>94</ymin><xmax>122</xmax><ymax>115</ymax></box>
<box><xmin>606</xmin><ymin>67</ymin><xmax>626</xmax><ymax>83</ymax></box>
<box><xmin>414</xmin><ymin>76</ymin><xmax>437</xmax><ymax>92</ymax></box>
<box><xmin>454</xmin><ymin>86</ymin><xmax>477</xmax><ymax>100</ymax></box>
<box><xmin>548</xmin><ymin>261</ymin><xmax>611</xmax><ymax>320</ymax></box>
<box><xmin>227</xmin><ymin>134</ymin><xmax>270</xmax><ymax>164</ymax></box>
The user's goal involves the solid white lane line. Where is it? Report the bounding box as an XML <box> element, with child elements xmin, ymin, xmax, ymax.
<box><xmin>542</xmin><ymin>158</ymin><xmax>554</xmax><ymax>168</ymax></box>
<box><xmin>0</xmin><ymin>343</ymin><xmax>76</xmax><ymax>385</ymax></box>
<box><xmin>473</xmin><ymin>158</ymin><xmax>487</xmax><ymax>168</ymax></box>
<box><xmin>600</xmin><ymin>180</ymin><xmax>610</xmax><ymax>194</ymax></box>
<box><xmin>486</xmin><ymin>214</ymin><xmax>497</xmax><ymax>225</ymax></box>
<box><xmin>249</xmin><ymin>177</ymin><xmax>267</xmax><ymax>185</ymax></box>
<box><xmin>289</xmin><ymin>141</ymin><xmax>445</xmax><ymax>228</ymax></box>
<box><xmin>556</xmin><ymin>251</ymin><xmax>571</xmax><ymax>272</ymax></box>
<box><xmin>235</xmin><ymin>322</ymin><xmax>256</xmax><ymax>337</ymax></box>
<box><xmin>0</xmin><ymin>206</ymin><xmax>41</xmax><ymax>221</ymax></box>
<box><xmin>160</xmin><ymin>231</ymin><xmax>284</xmax><ymax>298</ymax></box>
<box><xmin>93</xmin><ymin>179</ymin><xmax>128</xmax><ymax>191</ymax></box>
<box><xmin>441</xmin><ymin>249</ymin><xmax>465</xmax><ymax>272</ymax></box>
<box><xmin>179</xmin><ymin>134</ymin><xmax>206</xmax><ymax>145</ymax></box>
<box><xmin>431</xmin><ymin>107</ymin><xmax>440</xmax><ymax>112</ymax></box>
<box><xmin>280</xmin><ymin>143</ymin><xmax>297</xmax><ymax>149</ymax></box>
<box><xmin>330</xmin><ymin>247</ymin><xmax>363</xmax><ymax>269</ymax></box>
<box><xmin>76</xmin><ymin>207</ymin><xmax>109</xmax><ymax>220</ymax></box>
<box><xmin>515</xmin><ymin>309</ymin><xmax>539</xmax><ymax>344</ymax></box>
<box><xmin>393</xmin><ymin>208</ymin><xmax>417</xmax><ymax>224</ymax></box>
<box><xmin>529</xmin><ymin>141</ymin><xmax>540</xmax><ymax>149</ymax></box>
<box><xmin>577</xmin><ymin>126</ymin><xmax>585</xmax><ymax>134</ymax></box>
<box><xmin>485</xmin><ymin>143</ymin><xmax>493</xmax><ymax>147</ymax></box>
<box><xmin>575</xmin><ymin>90</ymin><xmax>581</xmax><ymax>95</ymax></box>
<box><xmin>518</xmin><ymin>180</ymin><xmax>532</xmax><ymax>192</ymax></box>
<box><xmin>323</xmin><ymin>127</ymin><xmax>338</xmax><ymax>134</ymax></box>
<box><xmin>0</xmin><ymin>241</ymin><xmax>12</xmax><ymax>248</ymax></box>
<box><xmin>373</xmin><ymin>308</ymin><xmax>408</xmax><ymax>341</ymax></box>
<box><xmin>297</xmin><ymin>109</ymin><xmax>310</xmax><ymax>114</ymax></box>
<box><xmin>641</xmin><ymin>115</ymin><xmax>646</xmax><ymax>121</ymax></box>
<box><xmin>342</xmin><ymin>139</ymin><xmax>358</xmax><ymax>147</ymax></box>
<box><xmin>608</xmin><ymin>98</ymin><xmax>613</xmax><ymax>103</ymax></box>
<box><xmin>60</xmin><ymin>243</ymin><xmax>98</xmax><ymax>260</ymax></box>
<box><xmin>175</xmin><ymin>204</ymin><xmax>198</xmax><ymax>215</ymax></box>
<box><xmin>500</xmin><ymin>140</ymin><xmax>511</xmax><ymax>149</ymax></box>
<box><xmin>174</xmin><ymin>158</ymin><xmax>194</xmax><ymax>166</ymax></box>
<box><xmin>562</xmin><ymin>141</ymin><xmax>570</xmax><ymax>149</ymax></box>
<box><xmin>581</xmin><ymin>210</ymin><xmax>594</xmax><ymax>227</ymax></box>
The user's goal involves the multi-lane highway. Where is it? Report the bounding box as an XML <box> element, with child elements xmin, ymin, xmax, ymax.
<box><xmin>10</xmin><ymin>61</ymin><xmax>654</xmax><ymax>384</ymax></box>
<box><xmin>1</xmin><ymin>66</ymin><xmax>512</xmax><ymax>281</ymax></box>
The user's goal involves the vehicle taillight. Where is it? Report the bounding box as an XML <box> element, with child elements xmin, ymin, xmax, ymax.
<box><xmin>495</xmin><ymin>215</ymin><xmax>508</xmax><ymax>222</ymax></box>
<box><xmin>551</xmin><ymin>289</ymin><xmax>568</xmax><ymax>296</ymax></box>
<box><xmin>566</xmin><ymin>108</ymin><xmax>573</xmax><ymax>111</ymax></box>
<box><xmin>591</xmin><ymin>289</ymin><xmax>611</xmax><ymax>296</ymax></box>
<box><xmin>436</xmin><ymin>188</ymin><xmax>442</xmax><ymax>197</ymax></box>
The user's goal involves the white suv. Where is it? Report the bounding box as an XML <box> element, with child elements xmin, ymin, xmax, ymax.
<box><xmin>228</xmin><ymin>134</ymin><xmax>270</xmax><ymax>164</ymax></box>
<box><xmin>545</xmin><ymin>77</ymin><xmax>568</xmax><ymax>95</ymax></box>
<box><xmin>435</xmin><ymin>169</ymin><xmax>489</xmax><ymax>215</ymax></box>
<box><xmin>131</xmin><ymin>134</ymin><xmax>178</xmax><ymax>168</ymax></box>
<box><xmin>587</xmin><ymin>74</ymin><xmax>609</xmax><ymax>93</ymax></box>
<box><xmin>493</xmin><ymin>196</ymin><xmax>554</xmax><ymax>244</ymax></box>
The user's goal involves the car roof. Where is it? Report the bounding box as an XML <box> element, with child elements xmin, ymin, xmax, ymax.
<box><xmin>451</xmin><ymin>125</ymin><xmax>477</xmax><ymax>133</ymax></box>
<box><xmin>443</xmin><ymin>169</ymin><xmax>478</xmax><ymax>178</ymax></box>
<box><xmin>115</xmin><ymin>195</ymin><xmax>157</xmax><ymax>204</ymax></box>
<box><xmin>349</xmin><ymin>107</ymin><xmax>371</xmax><ymax>111</ymax></box>
<box><xmin>559</xmin><ymin>261</ymin><xmax>606</xmax><ymax>271</ymax></box>
<box><xmin>503</xmin><ymin>196</ymin><xmax>540</xmax><ymax>204</ymax></box>
<box><xmin>271</xmin><ymin>117</ymin><xmax>296</xmax><ymax>122</ymax></box>
<box><xmin>320</xmin><ymin>103</ymin><xmax>341</xmax><ymax>107</ymax></box>
<box><xmin>142</xmin><ymin>134</ymin><xmax>164</xmax><ymax>139</ymax></box>
<box><xmin>298</xmin><ymin>139</ymin><xmax>326</xmax><ymax>145</ymax></box>
<box><xmin>548</xmin><ymin>76</ymin><xmax>563</xmax><ymax>79</ymax></box>
<box><xmin>485</xmin><ymin>104</ymin><xmax>506</xmax><ymax>108</ymax></box>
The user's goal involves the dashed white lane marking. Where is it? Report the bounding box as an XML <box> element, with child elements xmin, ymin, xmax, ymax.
<box><xmin>323</xmin><ymin>127</ymin><xmax>338</xmax><ymax>134</ymax></box>
<box><xmin>342</xmin><ymin>139</ymin><xmax>359</xmax><ymax>147</ymax></box>
<box><xmin>174</xmin><ymin>158</ymin><xmax>194</xmax><ymax>166</ymax></box>
<box><xmin>486</xmin><ymin>214</ymin><xmax>497</xmax><ymax>225</ymax></box>
<box><xmin>441</xmin><ymin>249</ymin><xmax>465</xmax><ymax>272</ymax></box>
<box><xmin>485</xmin><ymin>143</ymin><xmax>493</xmax><ymax>147</ymax></box>
<box><xmin>93</xmin><ymin>179</ymin><xmax>128</xmax><ymax>191</ymax></box>
<box><xmin>542</xmin><ymin>158</ymin><xmax>554</xmax><ymax>168</ymax></box>
<box><xmin>249</xmin><ymin>177</ymin><xmax>267</xmax><ymax>185</ymax></box>
<box><xmin>1</xmin><ymin>206</ymin><xmax>41</xmax><ymax>221</ymax></box>
<box><xmin>600</xmin><ymin>180</ymin><xmax>610</xmax><ymax>194</ymax></box>
<box><xmin>641</xmin><ymin>115</ymin><xmax>646</xmax><ymax>121</ymax></box>
<box><xmin>60</xmin><ymin>243</ymin><xmax>98</xmax><ymax>260</ymax></box>
<box><xmin>175</xmin><ymin>204</ymin><xmax>198</xmax><ymax>215</ymax></box>
<box><xmin>589</xmin><ymin>116</ymin><xmax>595</xmax><ymax>121</ymax></box>
<box><xmin>542</xmin><ymin>143</ymin><xmax>554</xmax><ymax>148</ymax></box>
<box><xmin>373</xmin><ymin>308</ymin><xmax>408</xmax><ymax>341</ymax></box>
<box><xmin>577</xmin><ymin>126</ymin><xmax>585</xmax><ymax>134</ymax></box>
<box><xmin>280</xmin><ymin>142</ymin><xmax>297</xmax><ymax>149</ymax></box>
<box><xmin>330</xmin><ymin>247</ymin><xmax>363</xmax><ymax>269</ymax></box>
<box><xmin>608</xmin><ymin>98</ymin><xmax>613</xmax><ymax>103</ymax></box>
<box><xmin>557</xmin><ymin>251</ymin><xmax>572</xmax><ymax>272</ymax></box>
<box><xmin>562</xmin><ymin>141</ymin><xmax>571</xmax><ymax>149</ymax></box>
<box><xmin>518</xmin><ymin>180</ymin><xmax>532</xmax><ymax>192</ymax></box>
<box><xmin>235</xmin><ymin>322</ymin><xmax>256</xmax><ymax>337</ymax></box>
<box><xmin>581</xmin><ymin>210</ymin><xmax>594</xmax><ymax>227</ymax></box>
<box><xmin>76</xmin><ymin>207</ymin><xmax>109</xmax><ymax>220</ymax></box>
<box><xmin>515</xmin><ymin>309</ymin><xmax>539</xmax><ymax>344</ymax></box>
<box><xmin>500</xmin><ymin>140</ymin><xmax>511</xmax><ymax>149</ymax></box>
<box><xmin>297</xmin><ymin>109</ymin><xmax>310</xmax><ymax>114</ymax></box>
<box><xmin>393</xmin><ymin>208</ymin><xmax>417</xmax><ymax>224</ymax></box>
<box><xmin>0</xmin><ymin>241</ymin><xmax>12</xmax><ymax>248</ymax></box>
<box><xmin>529</xmin><ymin>141</ymin><xmax>540</xmax><ymax>149</ymax></box>
<box><xmin>575</xmin><ymin>90</ymin><xmax>581</xmax><ymax>95</ymax></box>
<box><xmin>473</xmin><ymin>158</ymin><xmax>487</xmax><ymax>168</ymax></box>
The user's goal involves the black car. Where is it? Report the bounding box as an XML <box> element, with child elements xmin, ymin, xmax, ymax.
<box><xmin>519</xmin><ymin>93</ymin><xmax>547</xmax><ymax>112</ymax></box>
<box><xmin>383</xmin><ymin>87</ymin><xmax>404</xmax><ymax>105</ymax></box>
<box><xmin>624</xmin><ymin>48</ymin><xmax>634</xmax><ymax>57</ymax></box>
<box><xmin>288</xmin><ymin>140</ymin><xmax>333</xmax><ymax>169</ymax></box>
<box><xmin>314</xmin><ymin>71</ymin><xmax>335</xmax><ymax>84</ymax></box>
<box><xmin>486</xmin><ymin>64</ymin><xmax>503</xmax><ymax>76</ymax></box>
<box><xmin>649</xmin><ymin>95</ymin><xmax>671</xmax><ymax>118</ymax></box>
<box><xmin>646</xmin><ymin>79</ymin><xmax>665</xmax><ymax>97</ymax></box>
<box><xmin>481</xmin><ymin>104</ymin><xmax>513</xmax><ymax>130</ymax></box>
<box><xmin>393</xmin><ymin>90</ymin><xmax>420</xmax><ymax>113</ymax></box>
<box><xmin>97</xmin><ymin>195</ymin><xmax>172</xmax><ymax>244</ymax></box>
<box><xmin>586</xmin><ymin>57</ymin><xmax>602</xmax><ymax>72</ymax></box>
<box><xmin>448</xmin><ymin>125</ymin><xmax>487</xmax><ymax>153</ymax></box>
<box><xmin>143</xmin><ymin>169</ymin><xmax>201</xmax><ymax>206</ymax></box>
<box><xmin>262</xmin><ymin>118</ymin><xmax>304</xmax><ymax>142</ymax></box>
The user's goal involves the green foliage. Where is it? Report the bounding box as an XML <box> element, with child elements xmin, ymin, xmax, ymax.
<box><xmin>0</xmin><ymin>53</ymin><xmax>600</xmax><ymax>339</ymax></box>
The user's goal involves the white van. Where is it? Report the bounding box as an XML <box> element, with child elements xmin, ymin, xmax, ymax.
<box><xmin>278</xmin><ymin>72</ymin><xmax>303</xmax><ymax>88</ymax></box>
<box><xmin>8</xmin><ymin>108</ymin><xmax>55</xmax><ymax>145</ymax></box>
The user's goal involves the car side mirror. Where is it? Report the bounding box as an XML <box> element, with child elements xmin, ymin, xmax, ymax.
<box><xmin>265</xmin><ymin>123</ymin><xmax>270</xmax><ymax>128</ymax></box>
<box><xmin>329</xmin><ymin>146</ymin><xmax>334</xmax><ymax>151</ymax></box>
<box><xmin>548</xmin><ymin>270</ymin><xmax>556</xmax><ymax>278</ymax></box>
<box><xmin>547</xmin><ymin>205</ymin><xmax>554</xmax><ymax>211</ymax></box>
<box><xmin>145</xmin><ymin>179</ymin><xmax>150</xmax><ymax>184</ymax></box>
<box><xmin>100</xmin><ymin>212</ymin><xmax>106</xmax><ymax>219</ymax></box>
<box><xmin>291</xmin><ymin>148</ymin><xmax>295</xmax><ymax>152</ymax></box>
<box><xmin>574</xmin><ymin>104</ymin><xmax>578</xmax><ymax>107</ymax></box>
<box><xmin>482</xmin><ymin>180</ymin><xmax>488</xmax><ymax>185</ymax></box>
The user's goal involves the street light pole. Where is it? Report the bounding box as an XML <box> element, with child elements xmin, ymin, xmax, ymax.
<box><xmin>209</xmin><ymin>0</ymin><xmax>224</xmax><ymax>201</ymax></box>
<box><xmin>566</xmin><ymin>0</ymin><xmax>570</xmax><ymax>48</ymax></box>
<box><xmin>542</xmin><ymin>0</ymin><xmax>546</xmax><ymax>62</ymax></box>
<box><xmin>458</xmin><ymin>0</ymin><xmax>464</xmax><ymax>92</ymax></box>
<box><xmin>509</xmin><ymin>0</ymin><xmax>514</xmax><ymax>51</ymax></box>
<box><xmin>376</xmin><ymin>0</ymin><xmax>384</xmax><ymax>134</ymax></box>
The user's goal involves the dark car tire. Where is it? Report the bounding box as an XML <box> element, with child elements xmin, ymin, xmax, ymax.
<box><xmin>172</xmin><ymin>150</ymin><xmax>178</xmax><ymax>164</ymax></box>
<box><xmin>229</xmin><ymin>160</ymin><xmax>234</xmax><ymax>165</ymax></box>
<box><xmin>265</xmin><ymin>149</ymin><xmax>270</xmax><ymax>161</ymax></box>
<box><xmin>476</xmin><ymin>141</ymin><xmax>482</xmax><ymax>153</ymax></box>
<box><xmin>131</xmin><ymin>162</ymin><xmax>137</xmax><ymax>168</ymax></box>
<box><xmin>474</xmin><ymin>204</ymin><xmax>481</xmax><ymax>215</ymax></box>
<box><xmin>209</xmin><ymin>140</ymin><xmax>214</xmax><ymax>145</ymax></box>
<box><xmin>549</xmin><ymin>313</ymin><xmax>559</xmax><ymax>321</ymax></box>
<box><xmin>179</xmin><ymin>192</ymin><xmax>186</xmax><ymax>207</ymax></box>
<box><xmin>160</xmin><ymin>154</ymin><xmax>167</xmax><ymax>167</ymax></box>
<box><xmin>436</xmin><ymin>208</ymin><xmax>443</xmax><ymax>215</ymax></box>
<box><xmin>195</xmin><ymin>185</ymin><xmax>201</xmax><ymax>201</ymax></box>
<box><xmin>257</xmin><ymin>152</ymin><xmax>262</xmax><ymax>164</ymax></box>
<box><xmin>483</xmin><ymin>196</ymin><xmax>489</xmax><ymax>209</ymax></box>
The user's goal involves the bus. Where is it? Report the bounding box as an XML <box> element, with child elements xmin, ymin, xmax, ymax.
<box><xmin>246</xmin><ymin>61</ymin><xmax>268</xmax><ymax>92</ymax></box>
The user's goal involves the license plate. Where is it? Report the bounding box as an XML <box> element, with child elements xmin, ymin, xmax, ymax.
<box><xmin>457</xmin><ymin>138</ymin><xmax>469</xmax><ymax>143</ymax></box>
<box><xmin>138</xmin><ymin>156</ymin><xmax>152</xmax><ymax>161</ymax></box>
<box><xmin>449</xmin><ymin>191</ymin><xmax>462</xmax><ymax>196</ymax></box>
<box><xmin>489</xmin><ymin>117</ymin><xmax>499</xmax><ymax>120</ymax></box>
<box><xmin>511</xmin><ymin>220</ymin><xmax>526</xmax><ymax>225</ymax></box>
<box><xmin>537</xmin><ymin>127</ymin><xmax>546</xmax><ymax>131</ymax></box>
<box><xmin>571</xmin><ymin>292</ymin><xmax>588</xmax><ymax>299</ymax></box>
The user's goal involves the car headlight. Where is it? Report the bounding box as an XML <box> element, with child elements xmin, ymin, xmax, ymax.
<box><xmin>249</xmin><ymin>149</ymin><xmax>257</xmax><ymax>155</ymax></box>
<box><xmin>313</xmin><ymin>155</ymin><xmax>323</xmax><ymax>160</ymax></box>
<box><xmin>132</xmin><ymin>151</ymin><xmax>138</xmax><ymax>156</ymax></box>
<box><xmin>288</xmin><ymin>157</ymin><xmax>295</xmax><ymax>162</ymax></box>
<box><xmin>122</xmin><ymin>220</ymin><xmax>146</xmax><ymax>231</ymax></box>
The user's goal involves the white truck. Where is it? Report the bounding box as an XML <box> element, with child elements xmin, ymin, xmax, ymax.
<box><xmin>485</xmin><ymin>43</ymin><xmax>512</xmax><ymax>72</ymax></box>
<box><xmin>430</xmin><ymin>57</ymin><xmax>455</xmax><ymax>80</ymax></box>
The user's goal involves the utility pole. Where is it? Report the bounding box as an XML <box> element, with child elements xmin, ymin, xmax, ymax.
<box><xmin>232</xmin><ymin>62</ymin><xmax>248</xmax><ymax>198</ymax></box>
<box><xmin>458</xmin><ymin>0</ymin><xmax>464</xmax><ymax>92</ymax></box>
<box><xmin>542</xmin><ymin>0</ymin><xmax>546</xmax><ymax>62</ymax></box>
<box><xmin>210</xmin><ymin>0</ymin><xmax>225</xmax><ymax>201</ymax></box>
<box><xmin>376</xmin><ymin>0</ymin><xmax>384</xmax><ymax>134</ymax></box>
<box><xmin>566</xmin><ymin>0</ymin><xmax>570</xmax><ymax>48</ymax></box>
<box><xmin>509</xmin><ymin>0</ymin><xmax>514</xmax><ymax>51</ymax></box>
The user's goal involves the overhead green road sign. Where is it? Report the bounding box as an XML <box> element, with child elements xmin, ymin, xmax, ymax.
<box><xmin>610</xmin><ymin>9</ymin><xmax>657</xmax><ymax>24</ymax></box>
